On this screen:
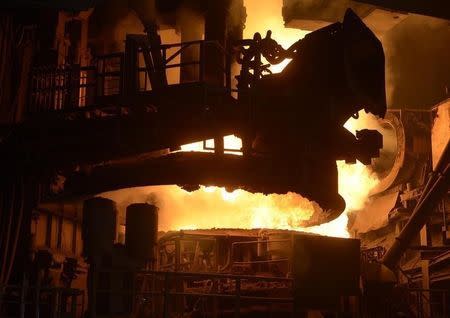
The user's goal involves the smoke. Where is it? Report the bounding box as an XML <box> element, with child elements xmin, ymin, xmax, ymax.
<box><xmin>244</xmin><ymin>0</ymin><xmax>308</xmax><ymax>46</ymax></box>
<box><xmin>286</xmin><ymin>0</ymin><xmax>351</xmax><ymax>21</ymax></box>
<box><xmin>383</xmin><ymin>15</ymin><xmax>450</xmax><ymax>108</ymax></box>
<box><xmin>344</xmin><ymin>111</ymin><xmax>398</xmax><ymax>178</ymax></box>
<box><xmin>89</xmin><ymin>1</ymin><xmax>144</xmax><ymax>54</ymax></box>
<box><xmin>175</xmin><ymin>5</ymin><xmax>204</xmax><ymax>39</ymax></box>
<box><xmin>242</xmin><ymin>0</ymin><xmax>309</xmax><ymax>73</ymax></box>
<box><xmin>128</xmin><ymin>0</ymin><xmax>157</xmax><ymax>26</ymax></box>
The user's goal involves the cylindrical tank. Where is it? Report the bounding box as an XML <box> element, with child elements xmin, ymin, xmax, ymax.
<box><xmin>82</xmin><ymin>197</ymin><xmax>117</xmax><ymax>261</ymax></box>
<box><xmin>125</xmin><ymin>203</ymin><xmax>158</xmax><ymax>260</ymax></box>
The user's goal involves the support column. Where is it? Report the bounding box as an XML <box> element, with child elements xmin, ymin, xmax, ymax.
<box><xmin>78</xmin><ymin>9</ymin><xmax>94</xmax><ymax>67</ymax></box>
<box><xmin>205</xmin><ymin>0</ymin><xmax>231</xmax><ymax>154</ymax></box>
<box><xmin>204</xmin><ymin>0</ymin><xmax>230</xmax><ymax>86</ymax></box>
<box><xmin>177</xmin><ymin>7</ymin><xmax>204</xmax><ymax>83</ymax></box>
<box><xmin>123</xmin><ymin>35</ymin><xmax>139</xmax><ymax>97</ymax></box>
<box><xmin>54</xmin><ymin>12</ymin><xmax>69</xmax><ymax>65</ymax></box>
<box><xmin>420</xmin><ymin>224</ymin><xmax>431</xmax><ymax>317</ymax></box>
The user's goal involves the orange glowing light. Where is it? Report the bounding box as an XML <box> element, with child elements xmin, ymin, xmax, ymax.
<box><xmin>166</xmin><ymin>0</ymin><xmax>382</xmax><ymax>238</ymax></box>
<box><xmin>243</xmin><ymin>0</ymin><xmax>309</xmax><ymax>74</ymax></box>
<box><xmin>173</xmin><ymin>112</ymin><xmax>380</xmax><ymax>239</ymax></box>
<box><xmin>100</xmin><ymin>1</ymin><xmax>381</xmax><ymax>239</ymax></box>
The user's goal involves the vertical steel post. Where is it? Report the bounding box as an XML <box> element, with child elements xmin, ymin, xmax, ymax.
<box><xmin>51</xmin><ymin>289</ymin><xmax>58</xmax><ymax>318</ymax></box>
<box><xmin>35</xmin><ymin>278</ymin><xmax>41</xmax><ymax>318</ymax></box>
<box><xmin>87</xmin><ymin>262</ymin><xmax>97</xmax><ymax>318</ymax></box>
<box><xmin>199</xmin><ymin>42</ymin><xmax>205</xmax><ymax>82</ymax></box>
<box><xmin>123</xmin><ymin>36</ymin><xmax>139</xmax><ymax>97</ymax></box>
<box><xmin>443</xmin><ymin>291</ymin><xmax>447</xmax><ymax>317</ymax></box>
<box><xmin>163</xmin><ymin>272</ymin><xmax>170</xmax><ymax>318</ymax></box>
<box><xmin>19</xmin><ymin>275</ymin><xmax>27</xmax><ymax>318</ymax></box>
<box><xmin>225</xmin><ymin>48</ymin><xmax>231</xmax><ymax>91</ymax></box>
<box><xmin>420</xmin><ymin>226</ymin><xmax>431</xmax><ymax>317</ymax></box>
<box><xmin>71</xmin><ymin>293</ymin><xmax>77</xmax><ymax>317</ymax></box>
<box><xmin>234</xmin><ymin>278</ymin><xmax>241</xmax><ymax>318</ymax></box>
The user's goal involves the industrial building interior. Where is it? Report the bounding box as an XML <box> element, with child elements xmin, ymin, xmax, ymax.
<box><xmin>0</xmin><ymin>0</ymin><xmax>449</xmax><ymax>317</ymax></box>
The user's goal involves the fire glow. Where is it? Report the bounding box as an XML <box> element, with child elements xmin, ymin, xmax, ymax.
<box><xmin>169</xmin><ymin>0</ymin><xmax>380</xmax><ymax>238</ymax></box>
<box><xmin>175</xmin><ymin>111</ymin><xmax>380</xmax><ymax>238</ymax></box>
<box><xmin>102</xmin><ymin>0</ymin><xmax>381</xmax><ymax>238</ymax></box>
<box><xmin>103</xmin><ymin>116</ymin><xmax>381</xmax><ymax>238</ymax></box>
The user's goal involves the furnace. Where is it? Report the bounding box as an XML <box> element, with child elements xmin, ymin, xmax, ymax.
<box><xmin>0</xmin><ymin>1</ymin><xmax>449</xmax><ymax>318</ymax></box>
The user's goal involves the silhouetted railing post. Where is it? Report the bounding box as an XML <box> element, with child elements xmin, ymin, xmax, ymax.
<box><xmin>225</xmin><ymin>48</ymin><xmax>231</xmax><ymax>91</ymax></box>
<box><xmin>19</xmin><ymin>275</ymin><xmax>27</xmax><ymax>318</ymax></box>
<box><xmin>163</xmin><ymin>272</ymin><xmax>170</xmax><ymax>318</ymax></box>
<box><xmin>199</xmin><ymin>42</ymin><xmax>205</xmax><ymax>83</ymax></box>
<box><xmin>68</xmin><ymin>64</ymin><xmax>80</xmax><ymax>109</ymax></box>
<box><xmin>234</xmin><ymin>277</ymin><xmax>241</xmax><ymax>318</ymax></box>
<box><xmin>443</xmin><ymin>290</ymin><xmax>447</xmax><ymax>317</ymax></box>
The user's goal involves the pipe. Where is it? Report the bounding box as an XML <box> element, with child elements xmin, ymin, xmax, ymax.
<box><xmin>382</xmin><ymin>142</ymin><xmax>449</xmax><ymax>270</ymax></box>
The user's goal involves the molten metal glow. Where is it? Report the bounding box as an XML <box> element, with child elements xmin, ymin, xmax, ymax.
<box><xmin>159</xmin><ymin>186</ymin><xmax>317</xmax><ymax>233</ymax></box>
<box><xmin>169</xmin><ymin>1</ymin><xmax>382</xmax><ymax>238</ymax></box>
<box><xmin>172</xmin><ymin>1</ymin><xmax>381</xmax><ymax>238</ymax></box>
<box><xmin>98</xmin><ymin>1</ymin><xmax>383</xmax><ymax>240</ymax></box>
<box><xmin>175</xmin><ymin>119</ymin><xmax>379</xmax><ymax>238</ymax></box>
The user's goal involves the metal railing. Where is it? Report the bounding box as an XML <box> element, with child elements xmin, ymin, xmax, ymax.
<box><xmin>27</xmin><ymin>40</ymin><xmax>232</xmax><ymax>116</ymax></box>
<box><xmin>361</xmin><ymin>246</ymin><xmax>386</xmax><ymax>263</ymax></box>
<box><xmin>28</xmin><ymin>64</ymin><xmax>79</xmax><ymax>113</ymax></box>
<box><xmin>28</xmin><ymin>53</ymin><xmax>124</xmax><ymax>114</ymax></box>
<box><xmin>397</xmin><ymin>287</ymin><xmax>448</xmax><ymax>318</ymax></box>
<box><xmin>96</xmin><ymin>53</ymin><xmax>124</xmax><ymax>97</ymax></box>
<box><xmin>160</xmin><ymin>40</ymin><xmax>231</xmax><ymax>88</ymax></box>
<box><xmin>92</xmin><ymin>269</ymin><xmax>293</xmax><ymax>318</ymax></box>
<box><xmin>229</xmin><ymin>239</ymin><xmax>292</xmax><ymax>275</ymax></box>
<box><xmin>0</xmin><ymin>284</ymin><xmax>84</xmax><ymax>318</ymax></box>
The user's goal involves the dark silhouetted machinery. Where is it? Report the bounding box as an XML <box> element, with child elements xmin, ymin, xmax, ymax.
<box><xmin>2</xmin><ymin>2</ymin><xmax>450</xmax><ymax>317</ymax></box>
<box><xmin>81</xmin><ymin>201</ymin><xmax>361</xmax><ymax>317</ymax></box>
<box><xmin>1</xmin><ymin>9</ymin><xmax>384</xmax><ymax>226</ymax></box>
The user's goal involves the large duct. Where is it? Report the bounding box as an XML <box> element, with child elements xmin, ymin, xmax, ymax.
<box><xmin>382</xmin><ymin>143</ymin><xmax>449</xmax><ymax>270</ymax></box>
<box><xmin>125</xmin><ymin>203</ymin><xmax>158</xmax><ymax>261</ymax></box>
<box><xmin>371</xmin><ymin>109</ymin><xmax>432</xmax><ymax>194</ymax></box>
<box><xmin>82</xmin><ymin>197</ymin><xmax>117</xmax><ymax>261</ymax></box>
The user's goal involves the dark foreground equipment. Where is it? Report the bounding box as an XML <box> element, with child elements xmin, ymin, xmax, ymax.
<box><xmin>0</xmin><ymin>9</ymin><xmax>385</xmax><ymax>225</ymax></box>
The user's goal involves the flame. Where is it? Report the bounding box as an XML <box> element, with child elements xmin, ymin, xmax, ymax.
<box><xmin>174</xmin><ymin>118</ymin><xmax>379</xmax><ymax>239</ymax></box>
<box><xmin>101</xmin><ymin>0</ymin><xmax>381</xmax><ymax>239</ymax></box>
<box><xmin>175</xmin><ymin>115</ymin><xmax>381</xmax><ymax>239</ymax></box>
<box><xmin>102</xmin><ymin>142</ymin><xmax>379</xmax><ymax>239</ymax></box>
<box><xmin>171</xmin><ymin>0</ymin><xmax>380</xmax><ymax>238</ymax></box>
<box><xmin>153</xmin><ymin>185</ymin><xmax>317</xmax><ymax>233</ymax></box>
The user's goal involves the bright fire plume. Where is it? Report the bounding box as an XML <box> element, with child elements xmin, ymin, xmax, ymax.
<box><xmin>102</xmin><ymin>0</ymin><xmax>381</xmax><ymax>239</ymax></box>
<box><xmin>175</xmin><ymin>111</ymin><xmax>380</xmax><ymax>239</ymax></box>
<box><xmin>169</xmin><ymin>0</ymin><xmax>380</xmax><ymax>237</ymax></box>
